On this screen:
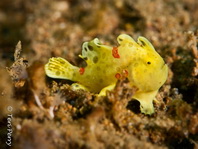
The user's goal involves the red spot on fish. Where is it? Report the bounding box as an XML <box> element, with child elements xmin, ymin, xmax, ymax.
<box><xmin>112</xmin><ymin>47</ymin><xmax>120</xmax><ymax>58</ymax></box>
<box><xmin>122</xmin><ymin>69</ymin><xmax>128</xmax><ymax>77</ymax></box>
<box><xmin>115</xmin><ymin>73</ymin><xmax>121</xmax><ymax>79</ymax></box>
<box><xmin>79</xmin><ymin>67</ymin><xmax>85</xmax><ymax>75</ymax></box>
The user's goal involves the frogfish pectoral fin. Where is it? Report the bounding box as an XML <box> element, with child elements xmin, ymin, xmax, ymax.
<box><xmin>133</xmin><ymin>90</ymin><xmax>158</xmax><ymax>115</ymax></box>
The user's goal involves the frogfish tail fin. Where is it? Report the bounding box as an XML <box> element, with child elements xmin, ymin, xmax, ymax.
<box><xmin>45</xmin><ymin>57</ymin><xmax>78</xmax><ymax>80</ymax></box>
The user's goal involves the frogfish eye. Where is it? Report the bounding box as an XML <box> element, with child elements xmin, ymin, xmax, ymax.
<box><xmin>147</xmin><ymin>61</ymin><xmax>151</xmax><ymax>65</ymax></box>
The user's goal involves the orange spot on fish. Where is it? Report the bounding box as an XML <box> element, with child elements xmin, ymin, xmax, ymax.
<box><xmin>79</xmin><ymin>67</ymin><xmax>85</xmax><ymax>75</ymax></box>
<box><xmin>112</xmin><ymin>47</ymin><xmax>120</xmax><ymax>58</ymax></box>
<box><xmin>115</xmin><ymin>73</ymin><xmax>121</xmax><ymax>79</ymax></box>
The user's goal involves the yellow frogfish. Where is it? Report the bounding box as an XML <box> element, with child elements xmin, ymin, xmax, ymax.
<box><xmin>45</xmin><ymin>34</ymin><xmax>168</xmax><ymax>115</ymax></box>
